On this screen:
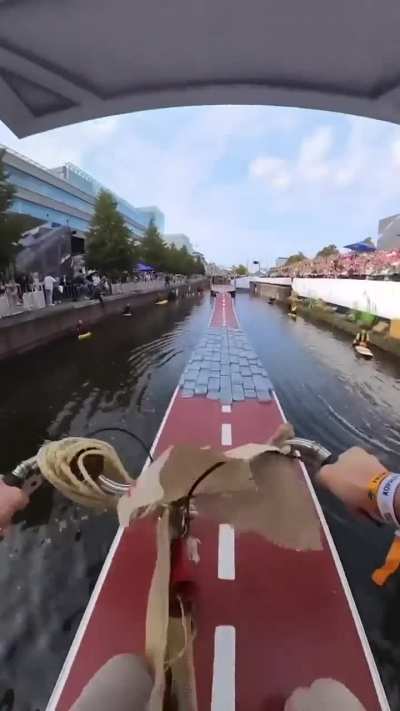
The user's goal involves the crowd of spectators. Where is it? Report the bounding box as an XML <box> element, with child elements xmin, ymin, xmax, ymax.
<box><xmin>272</xmin><ymin>249</ymin><xmax>400</xmax><ymax>280</ymax></box>
<box><xmin>0</xmin><ymin>271</ymin><xmax>112</xmax><ymax>307</ymax></box>
<box><xmin>0</xmin><ymin>268</ymin><xmax>192</xmax><ymax>317</ymax></box>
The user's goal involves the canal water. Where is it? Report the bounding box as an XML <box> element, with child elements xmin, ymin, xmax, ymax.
<box><xmin>1</xmin><ymin>292</ymin><xmax>400</xmax><ymax>710</ymax></box>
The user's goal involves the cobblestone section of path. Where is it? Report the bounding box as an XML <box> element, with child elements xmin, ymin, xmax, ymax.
<box><xmin>180</xmin><ymin>327</ymin><xmax>273</xmax><ymax>404</ymax></box>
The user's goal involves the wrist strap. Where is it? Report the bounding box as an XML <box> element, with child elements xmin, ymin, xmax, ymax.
<box><xmin>376</xmin><ymin>474</ymin><xmax>400</xmax><ymax>526</ymax></box>
<box><xmin>368</xmin><ymin>472</ymin><xmax>388</xmax><ymax>502</ymax></box>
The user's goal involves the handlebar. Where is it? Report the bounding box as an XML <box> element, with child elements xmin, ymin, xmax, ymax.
<box><xmin>2</xmin><ymin>438</ymin><xmax>334</xmax><ymax>500</ymax></box>
<box><xmin>284</xmin><ymin>438</ymin><xmax>334</xmax><ymax>467</ymax></box>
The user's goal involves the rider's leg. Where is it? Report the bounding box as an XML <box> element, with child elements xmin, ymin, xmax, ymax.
<box><xmin>70</xmin><ymin>654</ymin><xmax>152</xmax><ymax>711</ymax></box>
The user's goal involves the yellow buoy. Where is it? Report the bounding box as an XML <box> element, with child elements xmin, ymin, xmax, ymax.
<box><xmin>156</xmin><ymin>299</ymin><xmax>168</xmax><ymax>305</ymax></box>
<box><xmin>78</xmin><ymin>332</ymin><xmax>92</xmax><ymax>341</ymax></box>
<box><xmin>354</xmin><ymin>344</ymin><xmax>373</xmax><ymax>358</ymax></box>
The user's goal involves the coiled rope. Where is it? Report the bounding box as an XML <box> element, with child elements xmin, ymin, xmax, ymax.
<box><xmin>36</xmin><ymin>437</ymin><xmax>134</xmax><ymax>510</ymax></box>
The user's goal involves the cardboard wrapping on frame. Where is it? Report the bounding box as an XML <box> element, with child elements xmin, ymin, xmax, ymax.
<box><xmin>145</xmin><ymin>508</ymin><xmax>171</xmax><ymax>711</ymax></box>
<box><xmin>122</xmin><ymin>425</ymin><xmax>323</xmax><ymax>710</ymax></box>
<box><xmin>118</xmin><ymin>434</ymin><xmax>322</xmax><ymax>553</ymax></box>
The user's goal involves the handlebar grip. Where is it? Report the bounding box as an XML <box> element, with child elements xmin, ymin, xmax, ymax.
<box><xmin>2</xmin><ymin>473</ymin><xmax>24</xmax><ymax>488</ymax></box>
<box><xmin>320</xmin><ymin>453</ymin><xmax>338</xmax><ymax>467</ymax></box>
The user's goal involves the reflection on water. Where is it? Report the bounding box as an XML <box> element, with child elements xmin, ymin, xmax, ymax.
<box><xmin>237</xmin><ymin>293</ymin><xmax>400</xmax><ymax>709</ymax></box>
<box><xmin>1</xmin><ymin>291</ymin><xmax>400</xmax><ymax>709</ymax></box>
<box><xmin>0</xmin><ymin>294</ymin><xmax>209</xmax><ymax>711</ymax></box>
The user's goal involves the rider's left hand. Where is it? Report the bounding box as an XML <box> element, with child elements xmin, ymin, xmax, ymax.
<box><xmin>0</xmin><ymin>480</ymin><xmax>29</xmax><ymax>535</ymax></box>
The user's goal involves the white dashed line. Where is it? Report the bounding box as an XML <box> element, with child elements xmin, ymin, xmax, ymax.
<box><xmin>211</xmin><ymin>626</ymin><xmax>236</xmax><ymax>711</ymax></box>
<box><xmin>221</xmin><ymin>405</ymin><xmax>231</xmax><ymax>413</ymax></box>
<box><xmin>221</xmin><ymin>423</ymin><xmax>232</xmax><ymax>446</ymax></box>
<box><xmin>218</xmin><ymin>524</ymin><xmax>235</xmax><ymax>580</ymax></box>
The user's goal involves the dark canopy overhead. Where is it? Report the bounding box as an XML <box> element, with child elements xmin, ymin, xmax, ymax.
<box><xmin>1</xmin><ymin>0</ymin><xmax>400</xmax><ymax>137</ymax></box>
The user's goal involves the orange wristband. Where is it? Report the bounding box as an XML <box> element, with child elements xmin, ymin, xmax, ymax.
<box><xmin>368</xmin><ymin>472</ymin><xmax>389</xmax><ymax>502</ymax></box>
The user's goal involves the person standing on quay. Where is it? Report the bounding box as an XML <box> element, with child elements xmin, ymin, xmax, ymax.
<box><xmin>43</xmin><ymin>274</ymin><xmax>56</xmax><ymax>306</ymax></box>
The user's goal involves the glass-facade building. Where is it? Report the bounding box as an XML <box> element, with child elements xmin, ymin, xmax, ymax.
<box><xmin>2</xmin><ymin>147</ymin><xmax>165</xmax><ymax>236</ymax></box>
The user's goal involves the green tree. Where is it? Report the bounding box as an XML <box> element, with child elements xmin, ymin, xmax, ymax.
<box><xmin>139</xmin><ymin>219</ymin><xmax>167</xmax><ymax>271</ymax></box>
<box><xmin>0</xmin><ymin>215</ymin><xmax>41</xmax><ymax>273</ymax></box>
<box><xmin>315</xmin><ymin>244</ymin><xmax>338</xmax><ymax>258</ymax></box>
<box><xmin>236</xmin><ymin>264</ymin><xmax>248</xmax><ymax>275</ymax></box>
<box><xmin>176</xmin><ymin>245</ymin><xmax>193</xmax><ymax>275</ymax></box>
<box><xmin>285</xmin><ymin>252</ymin><xmax>306</xmax><ymax>265</ymax></box>
<box><xmin>85</xmin><ymin>190</ymin><xmax>135</xmax><ymax>277</ymax></box>
<box><xmin>364</xmin><ymin>237</ymin><xmax>375</xmax><ymax>246</ymax></box>
<box><xmin>164</xmin><ymin>242</ymin><xmax>181</xmax><ymax>274</ymax></box>
<box><xmin>194</xmin><ymin>256</ymin><xmax>205</xmax><ymax>275</ymax></box>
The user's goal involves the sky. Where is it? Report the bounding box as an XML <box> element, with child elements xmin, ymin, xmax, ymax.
<box><xmin>2</xmin><ymin>105</ymin><xmax>400</xmax><ymax>268</ymax></box>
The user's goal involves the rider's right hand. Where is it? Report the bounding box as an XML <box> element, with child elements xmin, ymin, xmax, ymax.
<box><xmin>317</xmin><ymin>447</ymin><xmax>388</xmax><ymax>519</ymax></box>
<box><xmin>0</xmin><ymin>480</ymin><xmax>29</xmax><ymax>535</ymax></box>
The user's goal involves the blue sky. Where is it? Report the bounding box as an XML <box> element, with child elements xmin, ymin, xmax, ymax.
<box><xmin>2</xmin><ymin>105</ymin><xmax>400</xmax><ymax>267</ymax></box>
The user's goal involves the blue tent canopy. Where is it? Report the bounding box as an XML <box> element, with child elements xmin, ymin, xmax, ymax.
<box><xmin>136</xmin><ymin>262</ymin><xmax>154</xmax><ymax>272</ymax></box>
<box><xmin>343</xmin><ymin>241</ymin><xmax>376</xmax><ymax>253</ymax></box>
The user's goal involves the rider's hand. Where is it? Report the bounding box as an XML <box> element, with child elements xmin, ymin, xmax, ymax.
<box><xmin>317</xmin><ymin>447</ymin><xmax>387</xmax><ymax>518</ymax></box>
<box><xmin>0</xmin><ymin>480</ymin><xmax>29</xmax><ymax>535</ymax></box>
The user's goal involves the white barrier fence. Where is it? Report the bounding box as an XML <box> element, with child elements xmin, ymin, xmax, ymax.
<box><xmin>234</xmin><ymin>276</ymin><xmax>250</xmax><ymax>289</ymax></box>
<box><xmin>0</xmin><ymin>290</ymin><xmax>46</xmax><ymax>318</ymax></box>
<box><xmin>0</xmin><ymin>277</ymin><xmax>197</xmax><ymax>319</ymax></box>
<box><xmin>23</xmin><ymin>291</ymin><xmax>46</xmax><ymax>311</ymax></box>
<box><xmin>251</xmin><ymin>277</ymin><xmax>292</xmax><ymax>287</ymax></box>
<box><xmin>111</xmin><ymin>278</ymin><xmax>166</xmax><ymax>295</ymax></box>
<box><xmin>293</xmin><ymin>278</ymin><xmax>400</xmax><ymax>320</ymax></box>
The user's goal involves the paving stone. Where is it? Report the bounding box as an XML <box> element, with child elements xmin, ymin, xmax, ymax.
<box><xmin>253</xmin><ymin>375</ymin><xmax>271</xmax><ymax>390</ymax></box>
<box><xmin>195</xmin><ymin>384</ymin><xmax>207</xmax><ymax>395</ymax></box>
<box><xmin>243</xmin><ymin>376</ymin><xmax>255</xmax><ymax>389</ymax></box>
<box><xmin>241</xmin><ymin>367</ymin><xmax>252</xmax><ymax>376</ymax></box>
<box><xmin>183</xmin><ymin>380</ymin><xmax>196</xmax><ymax>390</ymax></box>
<box><xmin>250</xmin><ymin>365</ymin><xmax>263</xmax><ymax>374</ymax></box>
<box><xmin>244</xmin><ymin>389</ymin><xmax>257</xmax><ymax>398</ymax></box>
<box><xmin>208</xmin><ymin>377</ymin><xmax>220</xmax><ymax>390</ymax></box>
<box><xmin>220</xmin><ymin>391</ymin><xmax>232</xmax><ymax>405</ymax></box>
<box><xmin>257</xmin><ymin>390</ymin><xmax>272</xmax><ymax>402</ymax></box>
<box><xmin>230</xmin><ymin>356</ymin><xmax>239</xmax><ymax>364</ymax></box>
<box><xmin>207</xmin><ymin>390</ymin><xmax>220</xmax><ymax>400</ymax></box>
<box><xmin>202</xmin><ymin>360</ymin><xmax>212</xmax><ymax>369</ymax></box>
<box><xmin>231</xmin><ymin>373</ymin><xmax>243</xmax><ymax>384</ymax></box>
<box><xmin>210</xmin><ymin>362</ymin><xmax>220</xmax><ymax>372</ymax></box>
<box><xmin>185</xmin><ymin>369</ymin><xmax>199</xmax><ymax>379</ymax></box>
<box><xmin>232</xmin><ymin>385</ymin><xmax>244</xmax><ymax>401</ymax></box>
<box><xmin>230</xmin><ymin>363</ymin><xmax>240</xmax><ymax>373</ymax></box>
<box><xmin>197</xmin><ymin>371</ymin><xmax>209</xmax><ymax>385</ymax></box>
<box><xmin>221</xmin><ymin>365</ymin><xmax>230</xmax><ymax>376</ymax></box>
<box><xmin>239</xmin><ymin>358</ymin><xmax>249</xmax><ymax>366</ymax></box>
<box><xmin>182</xmin><ymin>389</ymin><xmax>194</xmax><ymax>398</ymax></box>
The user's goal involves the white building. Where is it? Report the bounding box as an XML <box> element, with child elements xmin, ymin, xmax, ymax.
<box><xmin>164</xmin><ymin>233</ymin><xmax>194</xmax><ymax>254</ymax></box>
<box><xmin>378</xmin><ymin>214</ymin><xmax>400</xmax><ymax>251</ymax></box>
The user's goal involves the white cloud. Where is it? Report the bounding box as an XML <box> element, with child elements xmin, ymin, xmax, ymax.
<box><xmin>0</xmin><ymin>115</ymin><xmax>121</xmax><ymax>168</ymax></box>
<box><xmin>250</xmin><ymin>157</ymin><xmax>291</xmax><ymax>190</ymax></box>
<box><xmin>1</xmin><ymin>105</ymin><xmax>291</xmax><ymax>265</ymax></box>
<box><xmin>250</xmin><ymin>117</ymin><xmax>400</xmax><ymax>202</ymax></box>
<box><xmin>3</xmin><ymin>106</ymin><xmax>400</xmax><ymax>266</ymax></box>
<box><xmin>298</xmin><ymin>126</ymin><xmax>333</xmax><ymax>182</ymax></box>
